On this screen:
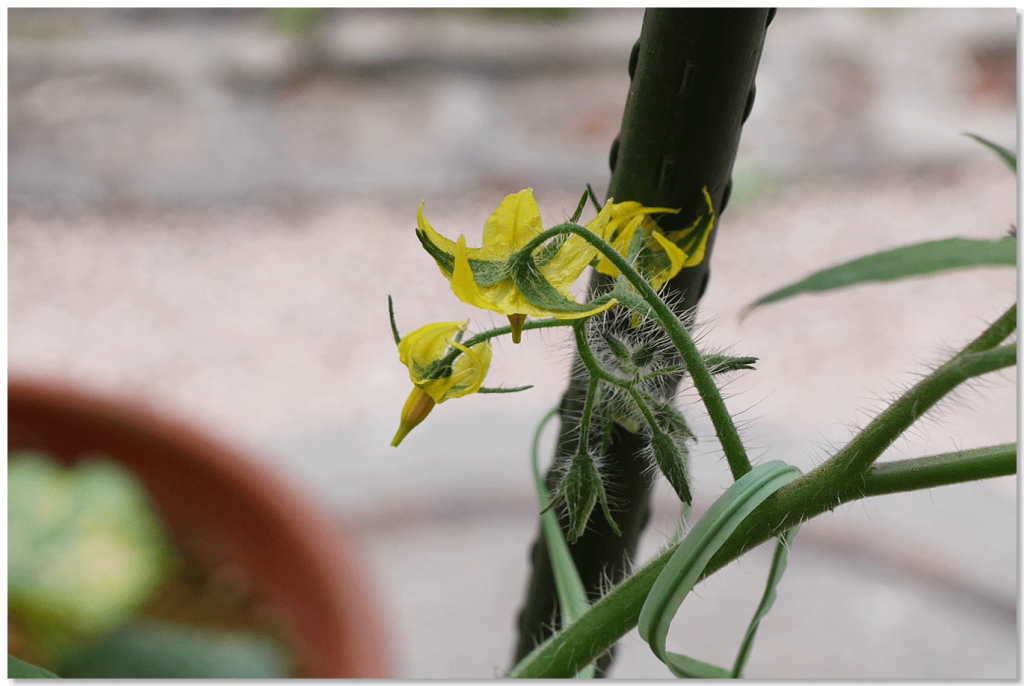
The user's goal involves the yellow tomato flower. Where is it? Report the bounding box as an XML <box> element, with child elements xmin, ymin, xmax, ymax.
<box><xmin>416</xmin><ymin>189</ymin><xmax>619</xmax><ymax>343</ymax></box>
<box><xmin>595</xmin><ymin>188</ymin><xmax>715</xmax><ymax>292</ymax></box>
<box><xmin>391</xmin><ymin>320</ymin><xmax>491</xmax><ymax>447</ymax></box>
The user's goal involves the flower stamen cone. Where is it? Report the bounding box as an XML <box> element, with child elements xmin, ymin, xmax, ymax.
<box><xmin>391</xmin><ymin>386</ymin><xmax>435</xmax><ymax>447</ymax></box>
<box><xmin>507</xmin><ymin>313</ymin><xmax>527</xmax><ymax>344</ymax></box>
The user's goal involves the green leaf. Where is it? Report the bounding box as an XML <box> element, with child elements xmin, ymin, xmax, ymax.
<box><xmin>530</xmin><ymin>409</ymin><xmax>596</xmax><ymax>678</ymax></box>
<box><xmin>742</xmin><ymin>236</ymin><xmax>1016</xmax><ymax>316</ymax></box>
<box><xmin>638</xmin><ymin>461</ymin><xmax>801</xmax><ymax>678</ymax></box>
<box><xmin>730</xmin><ymin>524</ymin><xmax>800</xmax><ymax>677</ymax></box>
<box><xmin>965</xmin><ymin>133</ymin><xmax>1016</xmax><ymax>173</ymax></box>
<box><xmin>8</xmin><ymin>655</ymin><xmax>60</xmax><ymax>678</ymax></box>
<box><xmin>665</xmin><ymin>653</ymin><xmax>731</xmax><ymax>679</ymax></box>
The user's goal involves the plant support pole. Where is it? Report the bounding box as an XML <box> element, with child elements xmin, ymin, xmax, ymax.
<box><xmin>512</xmin><ymin>8</ymin><xmax>775</xmax><ymax>675</ymax></box>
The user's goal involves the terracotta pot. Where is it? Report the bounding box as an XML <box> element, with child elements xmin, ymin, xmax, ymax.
<box><xmin>8</xmin><ymin>377</ymin><xmax>390</xmax><ymax>678</ymax></box>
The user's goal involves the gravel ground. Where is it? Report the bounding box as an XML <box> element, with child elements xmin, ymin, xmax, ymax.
<box><xmin>8</xmin><ymin>8</ymin><xmax>1018</xmax><ymax>678</ymax></box>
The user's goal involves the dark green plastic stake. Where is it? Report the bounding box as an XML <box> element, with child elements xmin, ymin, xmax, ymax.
<box><xmin>512</xmin><ymin>8</ymin><xmax>774</xmax><ymax>676</ymax></box>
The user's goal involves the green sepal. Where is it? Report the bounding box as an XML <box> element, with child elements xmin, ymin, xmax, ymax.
<box><xmin>559</xmin><ymin>453</ymin><xmax>600</xmax><ymax>543</ymax></box>
<box><xmin>649</xmin><ymin>400</ymin><xmax>696</xmax><ymax>442</ymax></box>
<box><xmin>509</xmin><ymin>250</ymin><xmax>617</xmax><ymax>316</ymax></box>
<box><xmin>477</xmin><ymin>385</ymin><xmax>533</xmax><ymax>394</ymax></box>
<box><xmin>415</xmin><ymin>228</ymin><xmax>509</xmax><ymax>287</ymax></box>
<box><xmin>703</xmin><ymin>354</ymin><xmax>758</xmax><ymax>374</ymax></box>
<box><xmin>387</xmin><ymin>295</ymin><xmax>401</xmax><ymax>346</ymax></box>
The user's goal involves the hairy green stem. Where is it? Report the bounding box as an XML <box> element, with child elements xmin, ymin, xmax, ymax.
<box><xmin>571</xmin><ymin>320</ymin><xmax>659</xmax><ymax>429</ymax></box>
<box><xmin>859</xmin><ymin>443</ymin><xmax>1016</xmax><ymax>497</ymax></box>
<box><xmin>962</xmin><ymin>302</ymin><xmax>1016</xmax><ymax>354</ymax></box>
<box><xmin>816</xmin><ymin>337</ymin><xmax>1016</xmax><ymax>486</ymax></box>
<box><xmin>509</xmin><ymin>439</ymin><xmax>1016</xmax><ymax>678</ymax></box>
<box><xmin>427</xmin><ymin>317</ymin><xmax>572</xmax><ymax>376</ymax></box>
<box><xmin>510</xmin><ymin>310</ymin><xmax>1017</xmax><ymax>678</ymax></box>
<box><xmin>576</xmin><ymin>364</ymin><xmax>601</xmax><ymax>459</ymax></box>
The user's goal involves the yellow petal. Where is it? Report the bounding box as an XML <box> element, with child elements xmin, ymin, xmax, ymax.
<box><xmin>451</xmin><ymin>235</ymin><xmax>501</xmax><ymax>311</ymax></box>
<box><xmin>445</xmin><ymin>339</ymin><xmax>491</xmax><ymax>399</ymax></box>
<box><xmin>398</xmin><ymin>320</ymin><xmax>468</xmax><ymax>383</ymax></box>
<box><xmin>592</xmin><ymin>202</ymin><xmax>676</xmax><ymax>277</ymax></box>
<box><xmin>482</xmin><ymin>189</ymin><xmax>544</xmax><ymax>257</ymax></box>
<box><xmin>649</xmin><ymin>230</ymin><xmax>689</xmax><ymax>291</ymax></box>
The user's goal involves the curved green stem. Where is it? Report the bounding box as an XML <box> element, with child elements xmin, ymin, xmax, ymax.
<box><xmin>428</xmin><ymin>317</ymin><xmax>573</xmax><ymax>378</ymax></box>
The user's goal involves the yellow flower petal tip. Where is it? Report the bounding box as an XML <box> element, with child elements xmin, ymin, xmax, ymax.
<box><xmin>391</xmin><ymin>386</ymin><xmax>436</xmax><ymax>447</ymax></box>
<box><xmin>507</xmin><ymin>313</ymin><xmax>527</xmax><ymax>344</ymax></box>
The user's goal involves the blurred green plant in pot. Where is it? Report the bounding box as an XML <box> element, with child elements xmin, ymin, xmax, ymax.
<box><xmin>8</xmin><ymin>452</ymin><xmax>293</xmax><ymax>679</ymax></box>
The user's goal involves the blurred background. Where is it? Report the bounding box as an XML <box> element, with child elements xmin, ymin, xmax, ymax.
<box><xmin>8</xmin><ymin>8</ymin><xmax>1017</xmax><ymax>678</ymax></box>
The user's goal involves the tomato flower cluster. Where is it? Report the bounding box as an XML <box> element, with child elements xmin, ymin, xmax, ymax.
<box><xmin>390</xmin><ymin>187</ymin><xmax>714</xmax><ymax>447</ymax></box>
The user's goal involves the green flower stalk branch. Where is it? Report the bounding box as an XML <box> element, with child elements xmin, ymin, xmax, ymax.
<box><xmin>526</xmin><ymin>218</ymin><xmax>753</xmax><ymax>481</ymax></box>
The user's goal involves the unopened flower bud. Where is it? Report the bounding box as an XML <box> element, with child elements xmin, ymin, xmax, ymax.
<box><xmin>561</xmin><ymin>453</ymin><xmax>601</xmax><ymax>543</ymax></box>
<box><xmin>651</xmin><ymin>432</ymin><xmax>692</xmax><ymax>505</ymax></box>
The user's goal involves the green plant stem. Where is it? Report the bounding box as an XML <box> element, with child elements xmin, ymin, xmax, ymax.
<box><xmin>461</xmin><ymin>317</ymin><xmax>572</xmax><ymax>349</ymax></box>
<box><xmin>510</xmin><ymin>308</ymin><xmax>1017</xmax><ymax>678</ymax></box>
<box><xmin>509</xmin><ymin>440</ymin><xmax>1016</xmax><ymax>678</ymax></box>
<box><xmin>815</xmin><ymin>336</ymin><xmax>1016</xmax><ymax>487</ymax></box>
<box><xmin>962</xmin><ymin>302</ymin><xmax>1016</xmax><ymax>354</ymax></box>
<box><xmin>429</xmin><ymin>317</ymin><xmax>572</xmax><ymax>374</ymax></box>
<box><xmin>576</xmin><ymin>367</ymin><xmax>601</xmax><ymax>459</ymax></box>
<box><xmin>525</xmin><ymin>221</ymin><xmax>752</xmax><ymax>480</ymax></box>
<box><xmin>859</xmin><ymin>443</ymin><xmax>1016</xmax><ymax>497</ymax></box>
<box><xmin>571</xmin><ymin>322</ymin><xmax>666</xmax><ymax>442</ymax></box>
